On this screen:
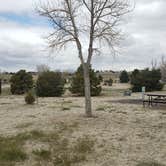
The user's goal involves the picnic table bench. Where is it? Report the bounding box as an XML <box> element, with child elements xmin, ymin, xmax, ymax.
<box><xmin>143</xmin><ymin>93</ymin><xmax>166</xmax><ymax>107</ymax></box>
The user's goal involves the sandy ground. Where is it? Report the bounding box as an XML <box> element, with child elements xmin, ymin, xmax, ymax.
<box><xmin>0</xmin><ymin>85</ymin><xmax>166</xmax><ymax>166</ymax></box>
<box><xmin>0</xmin><ymin>86</ymin><xmax>166</xmax><ymax>166</ymax></box>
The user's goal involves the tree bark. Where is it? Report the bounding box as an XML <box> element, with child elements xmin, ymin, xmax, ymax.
<box><xmin>83</xmin><ymin>63</ymin><xmax>92</xmax><ymax>117</ymax></box>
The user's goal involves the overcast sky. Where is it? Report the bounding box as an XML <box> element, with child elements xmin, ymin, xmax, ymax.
<box><xmin>0</xmin><ymin>0</ymin><xmax>166</xmax><ymax>72</ymax></box>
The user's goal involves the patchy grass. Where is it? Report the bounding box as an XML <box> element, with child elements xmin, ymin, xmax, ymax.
<box><xmin>48</xmin><ymin>105</ymin><xmax>59</xmax><ymax>109</ymax></box>
<box><xmin>96</xmin><ymin>105</ymin><xmax>116</xmax><ymax>112</ymax></box>
<box><xmin>49</xmin><ymin>99</ymin><xmax>80</xmax><ymax>111</ymax></box>
<box><xmin>54</xmin><ymin>121</ymin><xmax>78</xmax><ymax>134</ymax></box>
<box><xmin>102</xmin><ymin>87</ymin><xmax>125</xmax><ymax>97</ymax></box>
<box><xmin>71</xmin><ymin>104</ymin><xmax>82</xmax><ymax>108</ymax></box>
<box><xmin>27</xmin><ymin>115</ymin><xmax>37</xmax><ymax>118</ymax></box>
<box><xmin>101</xmin><ymin>84</ymin><xmax>132</xmax><ymax>97</ymax></box>
<box><xmin>1</xmin><ymin>86</ymin><xmax>11</xmax><ymax>96</ymax></box>
<box><xmin>63</xmin><ymin>100</ymin><xmax>73</xmax><ymax>104</ymax></box>
<box><xmin>0</xmin><ymin>131</ymin><xmax>44</xmax><ymax>163</ymax></box>
<box><xmin>69</xmin><ymin>121</ymin><xmax>79</xmax><ymax>128</ymax></box>
<box><xmin>32</xmin><ymin>149</ymin><xmax>51</xmax><ymax>160</ymax></box>
<box><xmin>52</xmin><ymin>150</ymin><xmax>86</xmax><ymax>166</ymax></box>
<box><xmin>0</xmin><ymin>161</ymin><xmax>15</xmax><ymax>166</ymax></box>
<box><xmin>15</xmin><ymin>122</ymin><xmax>33</xmax><ymax>129</ymax></box>
<box><xmin>61</xmin><ymin>106</ymin><xmax>71</xmax><ymax>111</ymax></box>
<box><xmin>51</xmin><ymin>135</ymin><xmax>94</xmax><ymax>166</ymax></box>
<box><xmin>136</xmin><ymin>161</ymin><xmax>166</xmax><ymax>166</ymax></box>
<box><xmin>54</xmin><ymin>122</ymin><xmax>69</xmax><ymax>132</ymax></box>
<box><xmin>26</xmin><ymin>123</ymin><xmax>94</xmax><ymax>165</ymax></box>
<box><xmin>60</xmin><ymin>100</ymin><xmax>76</xmax><ymax>111</ymax></box>
<box><xmin>30</xmin><ymin>123</ymin><xmax>94</xmax><ymax>165</ymax></box>
<box><xmin>0</xmin><ymin>120</ymin><xmax>95</xmax><ymax>166</ymax></box>
<box><xmin>1</xmin><ymin>87</ymin><xmax>166</xmax><ymax>166</ymax></box>
<box><xmin>0</xmin><ymin>136</ymin><xmax>27</xmax><ymax>162</ymax></box>
<box><xmin>12</xmin><ymin>130</ymin><xmax>57</xmax><ymax>143</ymax></box>
<box><xmin>29</xmin><ymin>130</ymin><xmax>46</xmax><ymax>139</ymax></box>
<box><xmin>73</xmin><ymin>135</ymin><xmax>95</xmax><ymax>153</ymax></box>
<box><xmin>96</xmin><ymin>106</ymin><xmax>106</xmax><ymax>111</ymax></box>
<box><xmin>9</xmin><ymin>130</ymin><xmax>46</xmax><ymax>142</ymax></box>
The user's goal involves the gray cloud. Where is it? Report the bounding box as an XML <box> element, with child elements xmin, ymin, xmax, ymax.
<box><xmin>0</xmin><ymin>0</ymin><xmax>166</xmax><ymax>72</ymax></box>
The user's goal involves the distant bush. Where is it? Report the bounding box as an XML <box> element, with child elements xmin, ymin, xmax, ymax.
<box><xmin>104</xmin><ymin>78</ymin><xmax>113</xmax><ymax>86</ymax></box>
<box><xmin>69</xmin><ymin>65</ymin><xmax>102</xmax><ymax>96</ymax></box>
<box><xmin>25</xmin><ymin>91</ymin><xmax>35</xmax><ymax>104</ymax></box>
<box><xmin>36</xmin><ymin>71</ymin><xmax>65</xmax><ymax>97</ymax></box>
<box><xmin>131</xmin><ymin>68</ymin><xmax>164</xmax><ymax>92</ymax></box>
<box><xmin>98</xmin><ymin>75</ymin><xmax>103</xmax><ymax>82</ymax></box>
<box><xmin>10</xmin><ymin>70</ymin><xmax>33</xmax><ymax>95</ymax></box>
<box><xmin>120</xmin><ymin>70</ymin><xmax>129</xmax><ymax>83</ymax></box>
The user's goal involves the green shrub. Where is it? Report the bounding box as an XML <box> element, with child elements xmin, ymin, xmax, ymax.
<box><xmin>25</xmin><ymin>91</ymin><xmax>35</xmax><ymax>104</ymax></box>
<box><xmin>104</xmin><ymin>78</ymin><xmax>113</xmax><ymax>86</ymax></box>
<box><xmin>10</xmin><ymin>70</ymin><xmax>33</xmax><ymax>95</ymax></box>
<box><xmin>131</xmin><ymin>68</ymin><xmax>164</xmax><ymax>92</ymax></box>
<box><xmin>36</xmin><ymin>71</ymin><xmax>65</xmax><ymax>97</ymax></box>
<box><xmin>69</xmin><ymin>65</ymin><xmax>102</xmax><ymax>96</ymax></box>
<box><xmin>120</xmin><ymin>70</ymin><xmax>129</xmax><ymax>83</ymax></box>
<box><xmin>98</xmin><ymin>75</ymin><xmax>103</xmax><ymax>82</ymax></box>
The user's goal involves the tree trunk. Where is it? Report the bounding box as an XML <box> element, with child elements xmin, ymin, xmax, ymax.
<box><xmin>83</xmin><ymin>64</ymin><xmax>92</xmax><ymax>117</ymax></box>
<box><xmin>0</xmin><ymin>79</ymin><xmax>1</xmax><ymax>94</ymax></box>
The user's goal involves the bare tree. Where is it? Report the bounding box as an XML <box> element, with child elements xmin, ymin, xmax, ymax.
<box><xmin>37</xmin><ymin>0</ymin><xmax>131</xmax><ymax>117</ymax></box>
<box><xmin>151</xmin><ymin>59</ymin><xmax>157</xmax><ymax>69</ymax></box>
<box><xmin>36</xmin><ymin>64</ymin><xmax>50</xmax><ymax>74</ymax></box>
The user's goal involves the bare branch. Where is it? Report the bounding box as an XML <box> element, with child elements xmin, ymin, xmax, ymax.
<box><xmin>37</xmin><ymin>0</ymin><xmax>131</xmax><ymax>116</ymax></box>
<box><xmin>82</xmin><ymin>0</ymin><xmax>91</xmax><ymax>12</ymax></box>
<box><xmin>37</xmin><ymin>0</ymin><xmax>131</xmax><ymax>64</ymax></box>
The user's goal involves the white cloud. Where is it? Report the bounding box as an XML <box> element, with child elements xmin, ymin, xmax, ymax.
<box><xmin>0</xmin><ymin>0</ymin><xmax>166</xmax><ymax>71</ymax></box>
<box><xmin>0</xmin><ymin>17</ymin><xmax>81</xmax><ymax>72</ymax></box>
<box><xmin>0</xmin><ymin>0</ymin><xmax>34</xmax><ymax>14</ymax></box>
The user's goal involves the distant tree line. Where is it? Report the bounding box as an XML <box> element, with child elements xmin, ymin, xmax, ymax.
<box><xmin>130</xmin><ymin>68</ymin><xmax>164</xmax><ymax>92</ymax></box>
<box><xmin>119</xmin><ymin>68</ymin><xmax>164</xmax><ymax>92</ymax></box>
<box><xmin>1</xmin><ymin>66</ymin><xmax>164</xmax><ymax>97</ymax></box>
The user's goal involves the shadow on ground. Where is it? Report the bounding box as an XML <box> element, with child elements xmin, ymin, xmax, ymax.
<box><xmin>110</xmin><ymin>99</ymin><xmax>166</xmax><ymax>110</ymax></box>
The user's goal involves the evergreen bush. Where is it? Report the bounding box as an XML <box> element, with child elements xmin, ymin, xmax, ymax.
<box><xmin>25</xmin><ymin>91</ymin><xmax>35</xmax><ymax>104</ymax></box>
<box><xmin>120</xmin><ymin>70</ymin><xmax>129</xmax><ymax>83</ymax></box>
<box><xmin>10</xmin><ymin>70</ymin><xmax>33</xmax><ymax>95</ymax></box>
<box><xmin>69</xmin><ymin>65</ymin><xmax>102</xmax><ymax>96</ymax></box>
<box><xmin>36</xmin><ymin>71</ymin><xmax>65</xmax><ymax>97</ymax></box>
<box><xmin>131</xmin><ymin>68</ymin><xmax>164</xmax><ymax>92</ymax></box>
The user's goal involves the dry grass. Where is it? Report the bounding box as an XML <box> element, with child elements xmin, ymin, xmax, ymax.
<box><xmin>136</xmin><ymin>161</ymin><xmax>166</xmax><ymax>166</ymax></box>
<box><xmin>0</xmin><ymin>122</ymin><xmax>95</xmax><ymax>166</ymax></box>
<box><xmin>0</xmin><ymin>83</ymin><xmax>166</xmax><ymax>166</ymax></box>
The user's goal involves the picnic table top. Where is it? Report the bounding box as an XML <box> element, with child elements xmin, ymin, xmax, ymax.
<box><xmin>145</xmin><ymin>93</ymin><xmax>166</xmax><ymax>97</ymax></box>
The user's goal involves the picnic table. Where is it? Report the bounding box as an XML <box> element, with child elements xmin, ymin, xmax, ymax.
<box><xmin>143</xmin><ymin>93</ymin><xmax>166</xmax><ymax>107</ymax></box>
